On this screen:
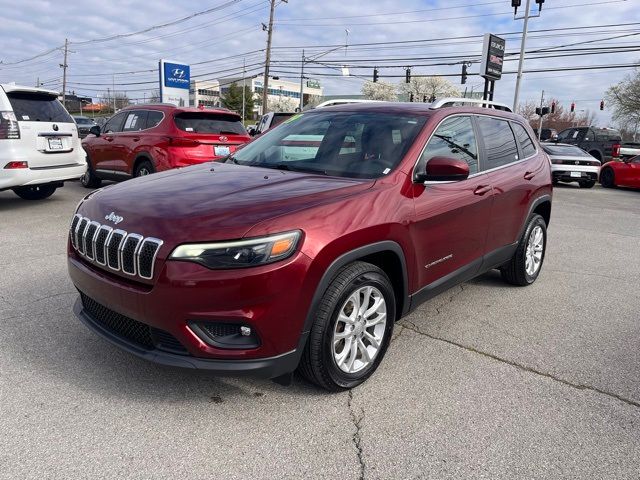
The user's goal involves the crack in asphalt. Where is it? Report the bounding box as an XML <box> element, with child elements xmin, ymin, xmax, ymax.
<box><xmin>347</xmin><ymin>390</ymin><xmax>366</xmax><ymax>480</ymax></box>
<box><xmin>398</xmin><ymin>319</ymin><xmax>640</xmax><ymax>409</ymax></box>
<box><xmin>434</xmin><ymin>285</ymin><xmax>464</xmax><ymax>315</ymax></box>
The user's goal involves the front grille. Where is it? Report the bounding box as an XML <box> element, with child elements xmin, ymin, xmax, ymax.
<box><xmin>80</xmin><ymin>292</ymin><xmax>189</xmax><ymax>355</ymax></box>
<box><xmin>70</xmin><ymin>214</ymin><xmax>163</xmax><ymax>280</ymax></box>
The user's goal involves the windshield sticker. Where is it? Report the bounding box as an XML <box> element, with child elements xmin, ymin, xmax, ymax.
<box><xmin>185</xmin><ymin>127</ymin><xmax>194</xmax><ymax>131</ymax></box>
<box><xmin>383</xmin><ymin>168</ymin><xmax>391</xmax><ymax>175</ymax></box>
<box><xmin>283</xmin><ymin>114</ymin><xmax>303</xmax><ymax>124</ymax></box>
<box><xmin>22</xmin><ymin>115</ymin><xmax>30</xmax><ymax>120</ymax></box>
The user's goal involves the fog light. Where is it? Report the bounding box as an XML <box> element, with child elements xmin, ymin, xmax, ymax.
<box><xmin>240</xmin><ymin>326</ymin><xmax>251</xmax><ymax>336</ymax></box>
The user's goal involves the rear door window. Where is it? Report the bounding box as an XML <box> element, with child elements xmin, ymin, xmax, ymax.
<box><xmin>511</xmin><ymin>122</ymin><xmax>536</xmax><ymax>158</ymax></box>
<box><xmin>145</xmin><ymin>110</ymin><xmax>164</xmax><ymax>129</ymax></box>
<box><xmin>476</xmin><ymin>116</ymin><xmax>519</xmax><ymax>170</ymax></box>
<box><xmin>174</xmin><ymin>112</ymin><xmax>246</xmax><ymax>135</ymax></box>
<box><xmin>122</xmin><ymin>111</ymin><xmax>147</xmax><ymax>132</ymax></box>
<box><xmin>7</xmin><ymin>92</ymin><xmax>73</xmax><ymax>123</ymax></box>
<box><xmin>418</xmin><ymin>116</ymin><xmax>478</xmax><ymax>175</ymax></box>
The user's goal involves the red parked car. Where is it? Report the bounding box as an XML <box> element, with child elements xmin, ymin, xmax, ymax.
<box><xmin>600</xmin><ymin>155</ymin><xmax>640</xmax><ymax>189</ymax></box>
<box><xmin>80</xmin><ymin>104</ymin><xmax>250</xmax><ymax>187</ymax></box>
<box><xmin>68</xmin><ymin>99</ymin><xmax>552</xmax><ymax>391</ymax></box>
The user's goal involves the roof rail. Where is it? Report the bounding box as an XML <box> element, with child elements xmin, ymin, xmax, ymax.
<box><xmin>430</xmin><ymin>97</ymin><xmax>513</xmax><ymax>112</ymax></box>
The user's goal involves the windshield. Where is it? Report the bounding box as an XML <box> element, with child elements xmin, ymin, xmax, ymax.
<box><xmin>227</xmin><ymin>111</ymin><xmax>427</xmax><ymax>179</ymax></box>
<box><xmin>543</xmin><ymin>145</ymin><xmax>590</xmax><ymax>157</ymax></box>
<box><xmin>7</xmin><ymin>92</ymin><xmax>73</xmax><ymax>123</ymax></box>
<box><xmin>174</xmin><ymin>112</ymin><xmax>246</xmax><ymax>135</ymax></box>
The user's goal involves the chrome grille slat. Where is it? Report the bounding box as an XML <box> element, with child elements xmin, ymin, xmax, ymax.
<box><xmin>70</xmin><ymin>215</ymin><xmax>163</xmax><ymax>280</ymax></box>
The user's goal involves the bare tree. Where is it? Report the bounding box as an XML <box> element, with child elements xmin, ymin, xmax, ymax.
<box><xmin>361</xmin><ymin>81</ymin><xmax>397</xmax><ymax>101</ymax></box>
<box><xmin>518</xmin><ymin>98</ymin><xmax>596</xmax><ymax>132</ymax></box>
<box><xmin>98</xmin><ymin>91</ymin><xmax>130</xmax><ymax>113</ymax></box>
<box><xmin>398</xmin><ymin>76</ymin><xmax>460</xmax><ymax>102</ymax></box>
<box><xmin>606</xmin><ymin>68</ymin><xmax>640</xmax><ymax>141</ymax></box>
<box><xmin>148</xmin><ymin>89</ymin><xmax>161</xmax><ymax>103</ymax></box>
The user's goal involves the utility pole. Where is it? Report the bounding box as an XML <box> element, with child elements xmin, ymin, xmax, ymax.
<box><xmin>299</xmin><ymin>49</ymin><xmax>305</xmax><ymax>112</ymax></box>
<box><xmin>242</xmin><ymin>58</ymin><xmax>246</xmax><ymax>122</ymax></box>
<box><xmin>537</xmin><ymin>89</ymin><xmax>545</xmax><ymax>141</ymax></box>
<box><xmin>513</xmin><ymin>0</ymin><xmax>531</xmax><ymax>112</ymax></box>
<box><xmin>112</xmin><ymin>74</ymin><xmax>116</xmax><ymax>112</ymax></box>
<box><xmin>261</xmin><ymin>0</ymin><xmax>278</xmax><ymax>115</ymax></box>
<box><xmin>60</xmin><ymin>38</ymin><xmax>69</xmax><ymax>108</ymax></box>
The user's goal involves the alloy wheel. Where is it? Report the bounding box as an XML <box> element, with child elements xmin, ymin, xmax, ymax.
<box><xmin>525</xmin><ymin>225</ymin><xmax>544</xmax><ymax>276</ymax></box>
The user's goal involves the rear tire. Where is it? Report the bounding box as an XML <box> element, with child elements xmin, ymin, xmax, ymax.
<box><xmin>81</xmin><ymin>158</ymin><xmax>102</xmax><ymax>188</ymax></box>
<box><xmin>12</xmin><ymin>184</ymin><xmax>57</xmax><ymax>200</ymax></box>
<box><xmin>600</xmin><ymin>168</ymin><xmax>615</xmax><ymax>188</ymax></box>
<box><xmin>579</xmin><ymin>180</ymin><xmax>596</xmax><ymax>189</ymax></box>
<box><xmin>501</xmin><ymin>214</ymin><xmax>547</xmax><ymax>286</ymax></box>
<box><xmin>298</xmin><ymin>261</ymin><xmax>395</xmax><ymax>391</ymax></box>
<box><xmin>134</xmin><ymin>160</ymin><xmax>154</xmax><ymax>177</ymax></box>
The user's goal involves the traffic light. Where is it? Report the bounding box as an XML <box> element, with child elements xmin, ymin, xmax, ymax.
<box><xmin>405</xmin><ymin>68</ymin><xmax>411</xmax><ymax>84</ymax></box>
<box><xmin>409</xmin><ymin>93</ymin><xmax>414</xmax><ymax>102</ymax></box>
<box><xmin>535</xmin><ymin>0</ymin><xmax>545</xmax><ymax>11</ymax></box>
<box><xmin>535</xmin><ymin>107</ymin><xmax>550</xmax><ymax>116</ymax></box>
<box><xmin>551</xmin><ymin>101</ymin><xmax>556</xmax><ymax>114</ymax></box>
<box><xmin>600</xmin><ymin>100</ymin><xmax>605</xmax><ymax>110</ymax></box>
<box><xmin>373</xmin><ymin>68</ymin><xmax>379</xmax><ymax>83</ymax></box>
<box><xmin>461</xmin><ymin>63</ymin><xmax>468</xmax><ymax>85</ymax></box>
<box><xmin>570</xmin><ymin>102</ymin><xmax>575</xmax><ymax>113</ymax></box>
<box><xmin>512</xmin><ymin>0</ymin><xmax>522</xmax><ymax>14</ymax></box>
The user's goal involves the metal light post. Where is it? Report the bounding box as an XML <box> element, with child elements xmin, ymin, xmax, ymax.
<box><xmin>242</xmin><ymin>58</ymin><xmax>246</xmax><ymax>122</ymax></box>
<box><xmin>298</xmin><ymin>49</ymin><xmax>305</xmax><ymax>111</ymax></box>
<box><xmin>513</xmin><ymin>0</ymin><xmax>531</xmax><ymax>111</ymax></box>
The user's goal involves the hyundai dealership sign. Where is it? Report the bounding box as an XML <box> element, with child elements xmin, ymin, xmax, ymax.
<box><xmin>159</xmin><ymin>59</ymin><xmax>190</xmax><ymax>106</ymax></box>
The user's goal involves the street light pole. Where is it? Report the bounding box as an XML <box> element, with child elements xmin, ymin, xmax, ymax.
<box><xmin>299</xmin><ymin>49</ymin><xmax>305</xmax><ymax>111</ymax></box>
<box><xmin>513</xmin><ymin>0</ymin><xmax>532</xmax><ymax>112</ymax></box>
<box><xmin>261</xmin><ymin>0</ymin><xmax>277</xmax><ymax>116</ymax></box>
<box><xmin>242</xmin><ymin>57</ymin><xmax>246</xmax><ymax>122</ymax></box>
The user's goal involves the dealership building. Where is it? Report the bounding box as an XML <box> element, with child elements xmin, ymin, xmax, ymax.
<box><xmin>186</xmin><ymin>76</ymin><xmax>322</xmax><ymax>116</ymax></box>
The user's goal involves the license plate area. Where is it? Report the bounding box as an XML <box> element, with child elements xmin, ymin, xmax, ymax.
<box><xmin>570</xmin><ymin>171</ymin><xmax>582</xmax><ymax>178</ymax></box>
<box><xmin>47</xmin><ymin>138</ymin><xmax>64</xmax><ymax>150</ymax></box>
<box><xmin>214</xmin><ymin>146</ymin><xmax>230</xmax><ymax>157</ymax></box>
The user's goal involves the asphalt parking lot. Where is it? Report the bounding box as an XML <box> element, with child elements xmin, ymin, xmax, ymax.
<box><xmin>1</xmin><ymin>181</ymin><xmax>639</xmax><ymax>479</ymax></box>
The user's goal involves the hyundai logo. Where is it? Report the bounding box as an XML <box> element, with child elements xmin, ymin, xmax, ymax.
<box><xmin>171</xmin><ymin>68</ymin><xmax>186</xmax><ymax>79</ymax></box>
<box><xmin>104</xmin><ymin>212</ymin><xmax>124</xmax><ymax>224</ymax></box>
<box><xmin>219</xmin><ymin>136</ymin><xmax>228</xmax><ymax>142</ymax></box>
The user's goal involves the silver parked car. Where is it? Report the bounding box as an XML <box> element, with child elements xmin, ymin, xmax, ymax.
<box><xmin>542</xmin><ymin>143</ymin><xmax>600</xmax><ymax>188</ymax></box>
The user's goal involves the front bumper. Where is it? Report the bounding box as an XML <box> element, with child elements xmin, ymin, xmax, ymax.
<box><xmin>68</xmin><ymin>248</ymin><xmax>315</xmax><ymax>376</ymax></box>
<box><xmin>74</xmin><ymin>298</ymin><xmax>306</xmax><ymax>377</ymax></box>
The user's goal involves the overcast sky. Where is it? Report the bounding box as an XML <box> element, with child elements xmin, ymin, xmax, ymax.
<box><xmin>0</xmin><ymin>0</ymin><xmax>637</xmax><ymax>124</ymax></box>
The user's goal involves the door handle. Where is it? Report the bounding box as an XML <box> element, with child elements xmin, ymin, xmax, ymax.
<box><xmin>132</xmin><ymin>137</ymin><xmax>140</xmax><ymax>142</ymax></box>
<box><xmin>474</xmin><ymin>185</ymin><xmax>492</xmax><ymax>196</ymax></box>
<box><xmin>105</xmin><ymin>136</ymin><xmax>114</xmax><ymax>142</ymax></box>
<box><xmin>524</xmin><ymin>171</ymin><xmax>536</xmax><ymax>180</ymax></box>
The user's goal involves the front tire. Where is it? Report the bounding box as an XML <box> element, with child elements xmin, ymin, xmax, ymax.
<box><xmin>501</xmin><ymin>214</ymin><xmax>547</xmax><ymax>286</ymax></box>
<box><xmin>298</xmin><ymin>261</ymin><xmax>395</xmax><ymax>391</ymax></box>
<box><xmin>12</xmin><ymin>184</ymin><xmax>57</xmax><ymax>200</ymax></box>
<box><xmin>600</xmin><ymin>168</ymin><xmax>615</xmax><ymax>188</ymax></box>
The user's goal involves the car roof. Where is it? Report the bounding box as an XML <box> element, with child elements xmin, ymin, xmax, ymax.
<box><xmin>0</xmin><ymin>83</ymin><xmax>59</xmax><ymax>96</ymax></box>
<box><xmin>121</xmin><ymin>104</ymin><xmax>240</xmax><ymax>118</ymax></box>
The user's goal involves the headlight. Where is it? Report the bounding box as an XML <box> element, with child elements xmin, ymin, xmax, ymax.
<box><xmin>169</xmin><ymin>230</ymin><xmax>302</xmax><ymax>269</ymax></box>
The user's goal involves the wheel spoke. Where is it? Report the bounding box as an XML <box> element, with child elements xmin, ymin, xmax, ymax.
<box><xmin>333</xmin><ymin>329</ymin><xmax>351</xmax><ymax>342</ymax></box>
<box><xmin>335</xmin><ymin>337</ymin><xmax>352</xmax><ymax>367</ymax></box>
<box><xmin>364</xmin><ymin>296</ymin><xmax>384</xmax><ymax>318</ymax></box>
<box><xmin>363</xmin><ymin>331</ymin><xmax>380</xmax><ymax>349</ymax></box>
<box><xmin>365</xmin><ymin>312</ymin><xmax>386</xmax><ymax>327</ymax></box>
<box><xmin>346</xmin><ymin>340</ymin><xmax>358</xmax><ymax>372</ymax></box>
<box><xmin>338</xmin><ymin>311</ymin><xmax>355</xmax><ymax>325</ymax></box>
<box><xmin>358</xmin><ymin>286</ymin><xmax>372</xmax><ymax>316</ymax></box>
<box><xmin>357</xmin><ymin>338</ymin><xmax>371</xmax><ymax>363</ymax></box>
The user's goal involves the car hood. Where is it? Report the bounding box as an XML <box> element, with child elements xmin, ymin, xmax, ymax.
<box><xmin>78</xmin><ymin>162</ymin><xmax>372</xmax><ymax>243</ymax></box>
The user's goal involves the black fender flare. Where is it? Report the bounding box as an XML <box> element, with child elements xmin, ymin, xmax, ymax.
<box><xmin>517</xmin><ymin>194</ymin><xmax>552</xmax><ymax>241</ymax></box>
<box><xmin>301</xmin><ymin>240</ymin><xmax>409</xmax><ymax>335</ymax></box>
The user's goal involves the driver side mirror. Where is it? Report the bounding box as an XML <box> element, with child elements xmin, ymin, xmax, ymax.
<box><xmin>89</xmin><ymin>125</ymin><xmax>101</xmax><ymax>137</ymax></box>
<box><xmin>416</xmin><ymin>156</ymin><xmax>470</xmax><ymax>183</ymax></box>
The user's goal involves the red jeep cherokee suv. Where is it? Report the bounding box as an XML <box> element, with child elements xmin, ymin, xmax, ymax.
<box><xmin>68</xmin><ymin>100</ymin><xmax>552</xmax><ymax>391</ymax></box>
<box><xmin>80</xmin><ymin>104</ymin><xmax>250</xmax><ymax>187</ymax></box>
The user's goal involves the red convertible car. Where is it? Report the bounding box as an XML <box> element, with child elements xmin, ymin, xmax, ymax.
<box><xmin>600</xmin><ymin>156</ymin><xmax>640</xmax><ymax>189</ymax></box>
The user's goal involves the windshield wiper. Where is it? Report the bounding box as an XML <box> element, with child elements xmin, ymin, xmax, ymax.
<box><xmin>263</xmin><ymin>163</ymin><xmax>328</xmax><ymax>175</ymax></box>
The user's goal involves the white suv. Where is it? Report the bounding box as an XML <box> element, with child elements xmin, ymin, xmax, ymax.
<box><xmin>0</xmin><ymin>84</ymin><xmax>86</xmax><ymax>200</ymax></box>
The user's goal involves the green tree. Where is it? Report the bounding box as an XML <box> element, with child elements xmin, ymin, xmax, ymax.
<box><xmin>221</xmin><ymin>82</ymin><xmax>254</xmax><ymax>118</ymax></box>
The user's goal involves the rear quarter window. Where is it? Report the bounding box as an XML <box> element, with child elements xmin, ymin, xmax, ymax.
<box><xmin>174</xmin><ymin>112</ymin><xmax>246</xmax><ymax>135</ymax></box>
<box><xmin>511</xmin><ymin>123</ymin><xmax>536</xmax><ymax>158</ymax></box>
<box><xmin>7</xmin><ymin>92</ymin><xmax>73</xmax><ymax>123</ymax></box>
<box><xmin>476</xmin><ymin>116</ymin><xmax>519</xmax><ymax>170</ymax></box>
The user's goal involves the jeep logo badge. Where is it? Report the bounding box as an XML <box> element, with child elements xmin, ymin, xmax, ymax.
<box><xmin>104</xmin><ymin>212</ymin><xmax>124</xmax><ymax>224</ymax></box>
<box><xmin>52</xmin><ymin>124</ymin><xmax>59</xmax><ymax>131</ymax></box>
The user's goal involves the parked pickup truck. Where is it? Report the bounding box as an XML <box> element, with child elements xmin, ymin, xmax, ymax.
<box><xmin>556</xmin><ymin>126</ymin><xmax>622</xmax><ymax>163</ymax></box>
<box><xmin>620</xmin><ymin>142</ymin><xmax>640</xmax><ymax>160</ymax></box>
